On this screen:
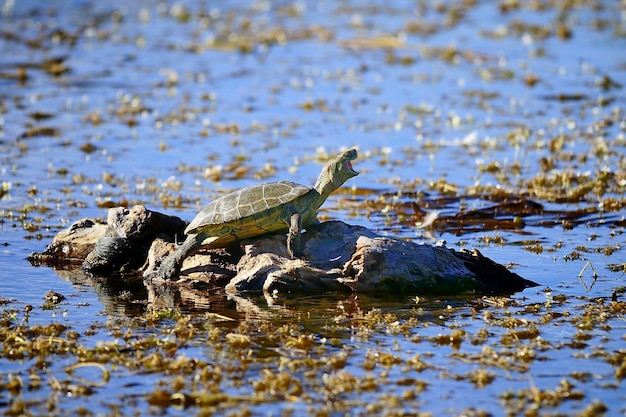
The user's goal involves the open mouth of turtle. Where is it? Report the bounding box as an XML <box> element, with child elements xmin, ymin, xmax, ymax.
<box><xmin>343</xmin><ymin>159</ymin><xmax>358</xmax><ymax>175</ymax></box>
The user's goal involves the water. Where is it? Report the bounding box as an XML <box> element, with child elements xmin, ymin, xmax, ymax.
<box><xmin>1</xmin><ymin>0</ymin><xmax>625</xmax><ymax>415</ymax></box>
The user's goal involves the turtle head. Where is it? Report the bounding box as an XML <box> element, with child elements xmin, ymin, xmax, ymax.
<box><xmin>314</xmin><ymin>148</ymin><xmax>359</xmax><ymax>197</ymax></box>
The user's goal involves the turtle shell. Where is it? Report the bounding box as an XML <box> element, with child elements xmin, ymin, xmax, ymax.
<box><xmin>185</xmin><ymin>180</ymin><xmax>313</xmax><ymax>235</ymax></box>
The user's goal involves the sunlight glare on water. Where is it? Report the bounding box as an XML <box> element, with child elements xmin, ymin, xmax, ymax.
<box><xmin>0</xmin><ymin>0</ymin><xmax>625</xmax><ymax>415</ymax></box>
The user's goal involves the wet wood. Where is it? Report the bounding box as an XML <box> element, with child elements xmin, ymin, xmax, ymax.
<box><xmin>82</xmin><ymin>205</ymin><xmax>187</xmax><ymax>275</ymax></box>
<box><xmin>220</xmin><ymin>221</ymin><xmax>536</xmax><ymax>295</ymax></box>
<box><xmin>32</xmin><ymin>205</ymin><xmax>536</xmax><ymax>297</ymax></box>
<box><xmin>28</xmin><ymin>218</ymin><xmax>107</xmax><ymax>266</ymax></box>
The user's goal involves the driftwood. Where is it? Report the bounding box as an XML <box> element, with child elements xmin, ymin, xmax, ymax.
<box><xmin>30</xmin><ymin>205</ymin><xmax>186</xmax><ymax>274</ymax></box>
<box><xmin>82</xmin><ymin>205</ymin><xmax>187</xmax><ymax>274</ymax></box>
<box><xmin>188</xmin><ymin>221</ymin><xmax>534</xmax><ymax>295</ymax></box>
<box><xmin>31</xmin><ymin>205</ymin><xmax>537</xmax><ymax>300</ymax></box>
<box><xmin>28</xmin><ymin>218</ymin><xmax>107</xmax><ymax>266</ymax></box>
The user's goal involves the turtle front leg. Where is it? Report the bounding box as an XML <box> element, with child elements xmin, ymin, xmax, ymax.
<box><xmin>287</xmin><ymin>213</ymin><xmax>303</xmax><ymax>258</ymax></box>
<box><xmin>156</xmin><ymin>252</ymin><xmax>183</xmax><ymax>281</ymax></box>
<box><xmin>156</xmin><ymin>234</ymin><xmax>201</xmax><ymax>280</ymax></box>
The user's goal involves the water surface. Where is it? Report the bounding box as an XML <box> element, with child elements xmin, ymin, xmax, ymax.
<box><xmin>1</xmin><ymin>1</ymin><xmax>625</xmax><ymax>415</ymax></box>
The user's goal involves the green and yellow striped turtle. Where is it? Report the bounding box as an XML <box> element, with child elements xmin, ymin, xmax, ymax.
<box><xmin>156</xmin><ymin>149</ymin><xmax>358</xmax><ymax>280</ymax></box>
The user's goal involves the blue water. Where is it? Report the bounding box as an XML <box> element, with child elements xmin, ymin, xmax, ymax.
<box><xmin>1</xmin><ymin>0</ymin><xmax>625</xmax><ymax>415</ymax></box>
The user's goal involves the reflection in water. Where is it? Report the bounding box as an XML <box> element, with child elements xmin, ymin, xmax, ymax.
<box><xmin>144</xmin><ymin>269</ymin><xmax>485</xmax><ymax>326</ymax></box>
<box><xmin>52</xmin><ymin>268</ymin><xmax>148</xmax><ymax>316</ymax></box>
<box><xmin>1</xmin><ymin>0</ymin><xmax>625</xmax><ymax>415</ymax></box>
<box><xmin>44</xmin><ymin>261</ymin><xmax>482</xmax><ymax>325</ymax></box>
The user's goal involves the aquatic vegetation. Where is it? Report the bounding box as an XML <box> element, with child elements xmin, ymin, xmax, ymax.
<box><xmin>1</xmin><ymin>0</ymin><xmax>625</xmax><ymax>415</ymax></box>
<box><xmin>1</xmin><ymin>292</ymin><xmax>625</xmax><ymax>415</ymax></box>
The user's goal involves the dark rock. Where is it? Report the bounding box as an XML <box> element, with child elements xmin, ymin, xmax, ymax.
<box><xmin>33</xmin><ymin>206</ymin><xmax>536</xmax><ymax>300</ymax></box>
<box><xmin>81</xmin><ymin>205</ymin><xmax>186</xmax><ymax>275</ymax></box>
<box><xmin>454</xmin><ymin>247</ymin><xmax>536</xmax><ymax>293</ymax></box>
<box><xmin>220</xmin><ymin>221</ymin><xmax>535</xmax><ymax>295</ymax></box>
<box><xmin>106</xmin><ymin>205</ymin><xmax>185</xmax><ymax>240</ymax></box>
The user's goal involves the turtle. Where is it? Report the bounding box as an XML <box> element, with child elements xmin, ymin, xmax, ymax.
<box><xmin>155</xmin><ymin>148</ymin><xmax>359</xmax><ymax>280</ymax></box>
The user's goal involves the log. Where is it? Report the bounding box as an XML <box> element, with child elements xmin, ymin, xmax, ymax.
<box><xmin>82</xmin><ymin>205</ymin><xmax>186</xmax><ymax>274</ymax></box>
<box><xmin>31</xmin><ymin>207</ymin><xmax>537</xmax><ymax>299</ymax></box>
<box><xmin>219</xmin><ymin>221</ymin><xmax>536</xmax><ymax>295</ymax></box>
<box><xmin>28</xmin><ymin>218</ymin><xmax>107</xmax><ymax>266</ymax></box>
